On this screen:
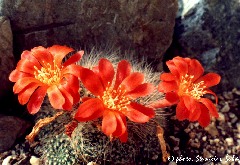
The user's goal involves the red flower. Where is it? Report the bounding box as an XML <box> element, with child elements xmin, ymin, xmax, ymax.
<box><xmin>74</xmin><ymin>58</ymin><xmax>155</xmax><ymax>142</ymax></box>
<box><xmin>151</xmin><ymin>56</ymin><xmax>221</xmax><ymax>127</ymax></box>
<box><xmin>9</xmin><ymin>45</ymin><xmax>83</xmax><ymax>114</ymax></box>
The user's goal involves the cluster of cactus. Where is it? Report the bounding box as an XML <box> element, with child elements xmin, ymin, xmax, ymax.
<box><xmin>9</xmin><ymin>44</ymin><xmax>221</xmax><ymax>164</ymax></box>
<box><xmin>35</xmin><ymin>49</ymin><xmax>165</xmax><ymax>165</ymax></box>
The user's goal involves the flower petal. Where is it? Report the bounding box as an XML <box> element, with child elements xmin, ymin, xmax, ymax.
<box><xmin>196</xmin><ymin>73</ymin><xmax>221</xmax><ymax>88</ymax></box>
<box><xmin>112</xmin><ymin>113</ymin><xmax>127</xmax><ymax>138</ymax></box>
<box><xmin>47</xmin><ymin>45</ymin><xmax>74</xmax><ymax>67</ymax></box>
<box><xmin>188</xmin><ymin>59</ymin><xmax>204</xmax><ymax>81</ymax></box>
<box><xmin>188</xmin><ymin>102</ymin><xmax>201</xmax><ymax>121</ymax></box>
<box><xmin>176</xmin><ymin>99</ymin><xmax>190</xmax><ymax>121</ymax></box>
<box><xmin>13</xmin><ymin>77</ymin><xmax>41</xmax><ymax>94</ymax></box>
<box><xmin>204</xmin><ymin>89</ymin><xmax>218</xmax><ymax>104</ymax></box>
<box><xmin>81</xmin><ymin>97</ymin><xmax>92</xmax><ymax>102</ymax></box>
<box><xmin>31</xmin><ymin>46</ymin><xmax>54</xmax><ymax>66</ymax></box>
<box><xmin>198</xmin><ymin>104</ymin><xmax>211</xmax><ymax>127</ymax></box>
<box><xmin>16</xmin><ymin>59</ymin><xmax>39</xmax><ymax>75</ymax></box>
<box><xmin>120</xmin><ymin>72</ymin><xmax>144</xmax><ymax>92</ymax></box>
<box><xmin>126</xmin><ymin>83</ymin><xmax>154</xmax><ymax>99</ymax></box>
<box><xmin>199</xmin><ymin>98</ymin><xmax>219</xmax><ymax>118</ymax></box>
<box><xmin>165</xmin><ymin>92</ymin><xmax>179</xmax><ymax>103</ymax></box>
<box><xmin>102</xmin><ymin>110</ymin><xmax>117</xmax><ymax>136</ymax></box>
<box><xmin>58</xmin><ymin>85</ymin><xmax>74</xmax><ymax>110</ymax></box>
<box><xmin>125</xmin><ymin>102</ymin><xmax>155</xmax><ymax>123</ymax></box>
<box><xmin>63</xmin><ymin>50</ymin><xmax>84</xmax><ymax>67</ymax></box>
<box><xmin>27</xmin><ymin>86</ymin><xmax>47</xmax><ymax>114</ymax></box>
<box><xmin>158</xmin><ymin>81</ymin><xmax>178</xmax><ymax>93</ymax></box>
<box><xmin>9</xmin><ymin>70</ymin><xmax>32</xmax><ymax>82</ymax></box>
<box><xmin>182</xmin><ymin>96</ymin><xmax>197</xmax><ymax>113</ymax></box>
<box><xmin>74</xmin><ymin>98</ymin><xmax>104</xmax><ymax>121</ymax></box>
<box><xmin>62</xmin><ymin>64</ymin><xmax>82</xmax><ymax>78</ymax></box>
<box><xmin>79</xmin><ymin>67</ymin><xmax>104</xmax><ymax>96</ymax></box>
<box><xmin>160</xmin><ymin>73</ymin><xmax>176</xmax><ymax>81</ymax></box>
<box><xmin>98</xmin><ymin>58</ymin><xmax>115</xmax><ymax>88</ymax></box>
<box><xmin>172</xmin><ymin>56</ymin><xmax>188</xmax><ymax>76</ymax></box>
<box><xmin>114</xmin><ymin>60</ymin><xmax>131</xmax><ymax>89</ymax></box>
<box><xmin>62</xmin><ymin>74</ymin><xmax>80</xmax><ymax>104</ymax></box>
<box><xmin>119</xmin><ymin>131</ymin><xmax>128</xmax><ymax>143</ymax></box>
<box><xmin>21</xmin><ymin>50</ymin><xmax>40</xmax><ymax>65</ymax></box>
<box><xmin>149</xmin><ymin>92</ymin><xmax>179</xmax><ymax>108</ymax></box>
<box><xmin>166</xmin><ymin>60</ymin><xmax>180</xmax><ymax>78</ymax></box>
<box><xmin>47</xmin><ymin>85</ymin><xmax>65</xmax><ymax>109</ymax></box>
<box><xmin>18</xmin><ymin>83</ymin><xmax>39</xmax><ymax>105</ymax></box>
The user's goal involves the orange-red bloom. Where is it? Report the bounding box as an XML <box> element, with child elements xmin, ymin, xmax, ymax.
<box><xmin>151</xmin><ymin>56</ymin><xmax>221</xmax><ymax>127</ymax></box>
<box><xmin>9</xmin><ymin>45</ymin><xmax>83</xmax><ymax>114</ymax></box>
<box><xmin>74</xmin><ymin>58</ymin><xmax>155</xmax><ymax>142</ymax></box>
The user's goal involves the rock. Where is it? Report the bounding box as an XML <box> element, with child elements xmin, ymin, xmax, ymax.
<box><xmin>0</xmin><ymin>16</ymin><xmax>15</xmax><ymax>99</ymax></box>
<box><xmin>0</xmin><ymin>0</ymin><xmax>178</xmax><ymax>62</ymax></box>
<box><xmin>170</xmin><ymin>0</ymin><xmax>240</xmax><ymax>91</ymax></box>
<box><xmin>0</xmin><ymin>115</ymin><xmax>31</xmax><ymax>152</ymax></box>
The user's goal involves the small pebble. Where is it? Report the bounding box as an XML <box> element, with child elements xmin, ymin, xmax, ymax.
<box><xmin>214</xmin><ymin>138</ymin><xmax>220</xmax><ymax>143</ymax></box>
<box><xmin>222</xmin><ymin>131</ymin><xmax>226</xmax><ymax>135</ymax></box>
<box><xmin>87</xmin><ymin>162</ymin><xmax>97</xmax><ymax>165</ymax></box>
<box><xmin>202</xmin><ymin>136</ymin><xmax>207</xmax><ymax>141</ymax></box>
<box><xmin>237</xmin><ymin>134</ymin><xmax>240</xmax><ymax>139</ymax></box>
<box><xmin>204</xmin><ymin>124</ymin><xmax>219</xmax><ymax>136</ymax></box>
<box><xmin>229</xmin><ymin>112</ymin><xmax>235</xmax><ymax>118</ymax></box>
<box><xmin>203</xmin><ymin>149</ymin><xmax>213</xmax><ymax>158</ymax></box>
<box><xmin>2</xmin><ymin>156</ymin><xmax>12</xmax><ymax>165</ymax></box>
<box><xmin>169</xmin><ymin>136</ymin><xmax>180</xmax><ymax>146</ymax></box>
<box><xmin>168</xmin><ymin>161</ymin><xmax>177</xmax><ymax>165</ymax></box>
<box><xmin>217</xmin><ymin>112</ymin><xmax>225</xmax><ymax>122</ymax></box>
<box><xmin>223</xmin><ymin>92</ymin><xmax>233</xmax><ymax>100</ymax></box>
<box><xmin>237</xmin><ymin>139</ymin><xmax>240</xmax><ymax>146</ymax></box>
<box><xmin>236</xmin><ymin>123</ymin><xmax>240</xmax><ymax>132</ymax></box>
<box><xmin>231</xmin><ymin>117</ymin><xmax>238</xmax><ymax>123</ymax></box>
<box><xmin>225</xmin><ymin>137</ymin><xmax>234</xmax><ymax>146</ymax></box>
<box><xmin>30</xmin><ymin>156</ymin><xmax>40</xmax><ymax>165</ymax></box>
<box><xmin>232</xmin><ymin>88</ymin><xmax>240</xmax><ymax>95</ymax></box>
<box><xmin>189</xmin><ymin>139</ymin><xmax>200</xmax><ymax>148</ymax></box>
<box><xmin>221</xmin><ymin>102</ymin><xmax>230</xmax><ymax>112</ymax></box>
<box><xmin>151</xmin><ymin>155</ymin><xmax>158</xmax><ymax>160</ymax></box>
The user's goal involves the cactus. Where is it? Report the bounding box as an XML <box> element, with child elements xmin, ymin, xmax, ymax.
<box><xmin>34</xmin><ymin>48</ymin><xmax>166</xmax><ymax>164</ymax></box>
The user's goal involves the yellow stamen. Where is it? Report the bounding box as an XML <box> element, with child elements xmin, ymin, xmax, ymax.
<box><xmin>178</xmin><ymin>74</ymin><xmax>206</xmax><ymax>100</ymax></box>
<box><xmin>34</xmin><ymin>60</ymin><xmax>62</xmax><ymax>85</ymax></box>
<box><xmin>101</xmin><ymin>83</ymin><xmax>131</xmax><ymax>111</ymax></box>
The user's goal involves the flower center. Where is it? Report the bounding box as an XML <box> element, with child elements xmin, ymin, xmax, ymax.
<box><xmin>178</xmin><ymin>74</ymin><xmax>206</xmax><ymax>100</ymax></box>
<box><xmin>101</xmin><ymin>83</ymin><xmax>131</xmax><ymax>111</ymax></box>
<box><xmin>34</xmin><ymin>60</ymin><xmax>62</xmax><ymax>85</ymax></box>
